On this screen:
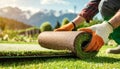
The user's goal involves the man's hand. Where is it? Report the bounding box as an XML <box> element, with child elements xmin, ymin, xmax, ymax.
<box><xmin>79</xmin><ymin>21</ymin><xmax>113</xmax><ymax>52</ymax></box>
<box><xmin>54</xmin><ymin>22</ymin><xmax>74</xmax><ymax>31</ymax></box>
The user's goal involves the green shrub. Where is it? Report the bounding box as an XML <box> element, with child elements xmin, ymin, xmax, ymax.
<box><xmin>40</xmin><ymin>22</ymin><xmax>53</xmax><ymax>32</ymax></box>
<box><xmin>61</xmin><ymin>18</ymin><xmax>69</xmax><ymax>26</ymax></box>
<box><xmin>76</xmin><ymin>17</ymin><xmax>103</xmax><ymax>30</ymax></box>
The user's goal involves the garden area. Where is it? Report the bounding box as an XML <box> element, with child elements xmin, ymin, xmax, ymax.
<box><xmin>0</xmin><ymin>18</ymin><xmax>119</xmax><ymax>69</ymax></box>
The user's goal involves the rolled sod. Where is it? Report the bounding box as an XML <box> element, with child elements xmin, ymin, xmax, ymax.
<box><xmin>38</xmin><ymin>31</ymin><xmax>98</xmax><ymax>58</ymax></box>
<box><xmin>74</xmin><ymin>32</ymin><xmax>98</xmax><ymax>58</ymax></box>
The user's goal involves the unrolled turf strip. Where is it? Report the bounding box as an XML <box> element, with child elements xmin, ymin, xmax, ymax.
<box><xmin>0</xmin><ymin>44</ymin><xmax>73</xmax><ymax>58</ymax></box>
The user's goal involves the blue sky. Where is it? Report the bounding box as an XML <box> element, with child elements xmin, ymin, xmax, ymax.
<box><xmin>0</xmin><ymin>0</ymin><xmax>102</xmax><ymax>18</ymax></box>
<box><xmin>0</xmin><ymin>0</ymin><xmax>88</xmax><ymax>13</ymax></box>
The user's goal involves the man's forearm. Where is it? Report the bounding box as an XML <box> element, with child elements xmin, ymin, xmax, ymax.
<box><xmin>72</xmin><ymin>15</ymin><xmax>85</xmax><ymax>26</ymax></box>
<box><xmin>109</xmin><ymin>9</ymin><xmax>120</xmax><ymax>29</ymax></box>
<box><xmin>72</xmin><ymin>0</ymin><xmax>100</xmax><ymax>27</ymax></box>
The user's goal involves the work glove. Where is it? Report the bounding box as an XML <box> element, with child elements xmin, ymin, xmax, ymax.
<box><xmin>54</xmin><ymin>22</ymin><xmax>75</xmax><ymax>31</ymax></box>
<box><xmin>79</xmin><ymin>21</ymin><xmax>113</xmax><ymax>52</ymax></box>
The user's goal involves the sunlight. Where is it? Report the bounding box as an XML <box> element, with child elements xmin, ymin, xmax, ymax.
<box><xmin>0</xmin><ymin>0</ymin><xmax>16</xmax><ymax>3</ymax></box>
<box><xmin>40</xmin><ymin>0</ymin><xmax>69</xmax><ymax>5</ymax></box>
<box><xmin>0</xmin><ymin>0</ymin><xmax>17</xmax><ymax>7</ymax></box>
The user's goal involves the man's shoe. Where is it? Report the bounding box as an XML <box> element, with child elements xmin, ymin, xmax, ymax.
<box><xmin>106</xmin><ymin>46</ymin><xmax>120</xmax><ymax>54</ymax></box>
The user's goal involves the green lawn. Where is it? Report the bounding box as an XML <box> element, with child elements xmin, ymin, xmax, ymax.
<box><xmin>0</xmin><ymin>46</ymin><xmax>120</xmax><ymax>69</ymax></box>
<box><xmin>0</xmin><ymin>41</ymin><xmax>37</xmax><ymax>44</ymax></box>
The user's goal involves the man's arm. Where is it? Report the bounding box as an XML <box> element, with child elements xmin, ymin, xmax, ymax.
<box><xmin>109</xmin><ymin>10</ymin><xmax>120</xmax><ymax>29</ymax></box>
<box><xmin>55</xmin><ymin>0</ymin><xmax>101</xmax><ymax>31</ymax></box>
<box><xmin>73</xmin><ymin>0</ymin><xmax>101</xmax><ymax>26</ymax></box>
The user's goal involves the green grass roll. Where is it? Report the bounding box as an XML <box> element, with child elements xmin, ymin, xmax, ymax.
<box><xmin>38</xmin><ymin>31</ymin><xmax>98</xmax><ymax>58</ymax></box>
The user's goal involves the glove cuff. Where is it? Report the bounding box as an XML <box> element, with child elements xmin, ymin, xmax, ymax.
<box><xmin>99</xmin><ymin>21</ymin><xmax>113</xmax><ymax>43</ymax></box>
<box><xmin>107</xmin><ymin>21</ymin><xmax>114</xmax><ymax>29</ymax></box>
<box><xmin>103</xmin><ymin>21</ymin><xmax>113</xmax><ymax>33</ymax></box>
<box><xmin>71</xmin><ymin>21</ymin><xmax>76</xmax><ymax>30</ymax></box>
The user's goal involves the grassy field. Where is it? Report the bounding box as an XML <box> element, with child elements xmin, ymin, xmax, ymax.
<box><xmin>0</xmin><ymin>45</ymin><xmax>120</xmax><ymax>69</ymax></box>
<box><xmin>0</xmin><ymin>41</ymin><xmax>37</xmax><ymax>44</ymax></box>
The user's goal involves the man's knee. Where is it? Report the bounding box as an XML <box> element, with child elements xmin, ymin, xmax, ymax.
<box><xmin>99</xmin><ymin>0</ymin><xmax>120</xmax><ymax>20</ymax></box>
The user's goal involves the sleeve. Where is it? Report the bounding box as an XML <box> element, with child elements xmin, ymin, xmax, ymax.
<box><xmin>79</xmin><ymin>0</ymin><xmax>101</xmax><ymax>22</ymax></box>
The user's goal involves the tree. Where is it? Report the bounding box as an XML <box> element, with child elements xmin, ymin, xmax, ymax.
<box><xmin>89</xmin><ymin>17</ymin><xmax>103</xmax><ymax>26</ymax></box>
<box><xmin>54</xmin><ymin>21</ymin><xmax>61</xmax><ymax>29</ymax></box>
<box><xmin>61</xmin><ymin>18</ymin><xmax>69</xmax><ymax>26</ymax></box>
<box><xmin>40</xmin><ymin>22</ymin><xmax>53</xmax><ymax>32</ymax></box>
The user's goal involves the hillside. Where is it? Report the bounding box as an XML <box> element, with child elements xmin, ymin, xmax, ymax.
<box><xmin>0</xmin><ymin>17</ymin><xmax>32</xmax><ymax>30</ymax></box>
<box><xmin>0</xmin><ymin>7</ymin><xmax>77</xmax><ymax>27</ymax></box>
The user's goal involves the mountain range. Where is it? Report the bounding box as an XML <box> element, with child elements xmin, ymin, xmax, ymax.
<box><xmin>0</xmin><ymin>7</ymin><xmax>77</xmax><ymax>27</ymax></box>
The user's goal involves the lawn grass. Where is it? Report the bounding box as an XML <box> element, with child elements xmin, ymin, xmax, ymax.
<box><xmin>0</xmin><ymin>41</ymin><xmax>37</xmax><ymax>44</ymax></box>
<box><xmin>0</xmin><ymin>50</ymin><xmax>72</xmax><ymax>58</ymax></box>
<box><xmin>0</xmin><ymin>44</ymin><xmax>73</xmax><ymax>58</ymax></box>
<box><xmin>0</xmin><ymin>45</ymin><xmax>120</xmax><ymax>69</ymax></box>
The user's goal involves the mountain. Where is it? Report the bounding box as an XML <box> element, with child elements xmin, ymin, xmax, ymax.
<box><xmin>28</xmin><ymin>11</ymin><xmax>57</xmax><ymax>27</ymax></box>
<box><xmin>58</xmin><ymin>13</ymin><xmax>77</xmax><ymax>24</ymax></box>
<box><xmin>0</xmin><ymin>7</ymin><xmax>30</xmax><ymax>24</ymax></box>
<box><xmin>0</xmin><ymin>17</ymin><xmax>32</xmax><ymax>30</ymax></box>
<box><xmin>0</xmin><ymin>6</ymin><xmax>77</xmax><ymax>27</ymax></box>
<box><xmin>28</xmin><ymin>12</ymin><xmax>77</xmax><ymax>27</ymax></box>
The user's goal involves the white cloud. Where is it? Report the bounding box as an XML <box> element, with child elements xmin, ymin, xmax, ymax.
<box><xmin>68</xmin><ymin>9</ymin><xmax>74</xmax><ymax>13</ymax></box>
<box><xmin>40</xmin><ymin>0</ymin><xmax>69</xmax><ymax>5</ymax></box>
<box><xmin>0</xmin><ymin>0</ymin><xmax>17</xmax><ymax>7</ymax></box>
<box><xmin>19</xmin><ymin>7</ymin><xmax>40</xmax><ymax>15</ymax></box>
<box><xmin>0</xmin><ymin>0</ymin><xmax>40</xmax><ymax>15</ymax></box>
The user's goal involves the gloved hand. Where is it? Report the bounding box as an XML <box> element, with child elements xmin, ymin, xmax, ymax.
<box><xmin>79</xmin><ymin>21</ymin><xmax>113</xmax><ymax>52</ymax></box>
<box><xmin>54</xmin><ymin>22</ymin><xmax>75</xmax><ymax>31</ymax></box>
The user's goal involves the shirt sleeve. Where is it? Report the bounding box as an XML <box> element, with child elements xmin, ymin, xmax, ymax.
<box><xmin>79</xmin><ymin>0</ymin><xmax>101</xmax><ymax>22</ymax></box>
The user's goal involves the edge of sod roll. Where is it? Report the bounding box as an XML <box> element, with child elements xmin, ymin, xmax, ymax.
<box><xmin>74</xmin><ymin>32</ymin><xmax>98</xmax><ymax>59</ymax></box>
<box><xmin>0</xmin><ymin>50</ymin><xmax>73</xmax><ymax>58</ymax></box>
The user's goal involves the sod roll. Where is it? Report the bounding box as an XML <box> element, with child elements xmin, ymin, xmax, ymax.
<box><xmin>38</xmin><ymin>31</ymin><xmax>98</xmax><ymax>58</ymax></box>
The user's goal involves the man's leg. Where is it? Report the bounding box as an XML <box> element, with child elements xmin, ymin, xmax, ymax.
<box><xmin>106</xmin><ymin>46</ymin><xmax>120</xmax><ymax>54</ymax></box>
<box><xmin>99</xmin><ymin>0</ymin><xmax>120</xmax><ymax>54</ymax></box>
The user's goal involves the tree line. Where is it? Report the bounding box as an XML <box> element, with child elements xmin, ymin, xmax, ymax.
<box><xmin>40</xmin><ymin>17</ymin><xmax>103</xmax><ymax>32</ymax></box>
